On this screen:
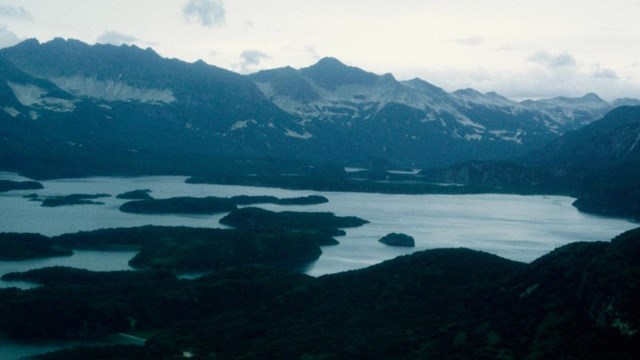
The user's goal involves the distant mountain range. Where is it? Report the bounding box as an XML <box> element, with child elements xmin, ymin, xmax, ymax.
<box><xmin>0</xmin><ymin>38</ymin><xmax>638</xmax><ymax>177</ymax></box>
<box><xmin>527</xmin><ymin>106</ymin><xmax>640</xmax><ymax>168</ymax></box>
<box><xmin>419</xmin><ymin>105</ymin><xmax>640</xmax><ymax>219</ymax></box>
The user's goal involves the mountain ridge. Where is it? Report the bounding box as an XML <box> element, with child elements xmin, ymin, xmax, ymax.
<box><xmin>1</xmin><ymin>38</ymin><xmax>638</xmax><ymax>177</ymax></box>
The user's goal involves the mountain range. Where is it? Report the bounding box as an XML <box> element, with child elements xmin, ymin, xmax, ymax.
<box><xmin>418</xmin><ymin>105</ymin><xmax>640</xmax><ymax>220</ymax></box>
<box><xmin>1</xmin><ymin>38</ymin><xmax>637</xmax><ymax>178</ymax></box>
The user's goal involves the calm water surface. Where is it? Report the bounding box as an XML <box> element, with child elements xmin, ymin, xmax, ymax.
<box><xmin>0</xmin><ymin>172</ymin><xmax>637</xmax><ymax>276</ymax></box>
<box><xmin>0</xmin><ymin>172</ymin><xmax>637</xmax><ymax>359</ymax></box>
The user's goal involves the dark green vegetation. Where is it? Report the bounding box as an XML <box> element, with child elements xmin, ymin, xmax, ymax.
<box><xmin>0</xmin><ymin>179</ymin><xmax>43</xmax><ymax>192</ymax></box>
<box><xmin>0</xmin><ymin>266</ymin><xmax>313</xmax><ymax>342</ymax></box>
<box><xmin>228</xmin><ymin>194</ymin><xmax>280</xmax><ymax>204</ymax></box>
<box><xmin>230</xmin><ymin>194</ymin><xmax>328</xmax><ymax>205</ymax></box>
<box><xmin>5</xmin><ymin>227</ymin><xmax>638</xmax><ymax>359</ymax></box>
<box><xmin>116</xmin><ymin>189</ymin><xmax>153</xmax><ymax>200</ymax></box>
<box><xmin>231</xmin><ymin>194</ymin><xmax>330</xmax><ymax>206</ymax></box>
<box><xmin>0</xmin><ymin>226</ymin><xmax>326</xmax><ymax>272</ymax></box>
<box><xmin>0</xmin><ymin>233</ymin><xmax>72</xmax><ymax>260</ymax></box>
<box><xmin>119</xmin><ymin>194</ymin><xmax>329</xmax><ymax>215</ymax></box>
<box><xmin>272</xmin><ymin>194</ymin><xmax>329</xmax><ymax>205</ymax></box>
<box><xmin>127</xmin><ymin>229</ymin><xmax>321</xmax><ymax>271</ymax></box>
<box><xmin>120</xmin><ymin>196</ymin><xmax>237</xmax><ymax>214</ymax></box>
<box><xmin>0</xmin><ymin>205</ymin><xmax>355</xmax><ymax>271</ymax></box>
<box><xmin>220</xmin><ymin>207</ymin><xmax>368</xmax><ymax>236</ymax></box>
<box><xmin>186</xmin><ymin>167</ymin><xmax>496</xmax><ymax>195</ymax></box>
<box><xmin>59</xmin><ymin>226</ymin><xmax>323</xmax><ymax>271</ymax></box>
<box><xmin>40</xmin><ymin>193</ymin><xmax>111</xmax><ymax>207</ymax></box>
<box><xmin>378</xmin><ymin>232</ymin><xmax>415</xmax><ymax>247</ymax></box>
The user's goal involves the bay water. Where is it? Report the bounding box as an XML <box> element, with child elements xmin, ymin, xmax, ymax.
<box><xmin>0</xmin><ymin>172</ymin><xmax>637</xmax><ymax>359</ymax></box>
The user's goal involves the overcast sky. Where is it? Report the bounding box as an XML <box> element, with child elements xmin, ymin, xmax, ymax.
<box><xmin>1</xmin><ymin>0</ymin><xmax>639</xmax><ymax>100</ymax></box>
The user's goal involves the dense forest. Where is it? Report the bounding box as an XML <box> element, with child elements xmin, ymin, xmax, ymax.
<box><xmin>0</xmin><ymin>227</ymin><xmax>635</xmax><ymax>359</ymax></box>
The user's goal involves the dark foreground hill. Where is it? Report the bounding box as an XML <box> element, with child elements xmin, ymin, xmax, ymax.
<box><xmin>4</xmin><ymin>227</ymin><xmax>637</xmax><ymax>359</ymax></box>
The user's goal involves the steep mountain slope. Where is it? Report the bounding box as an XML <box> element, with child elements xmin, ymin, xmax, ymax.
<box><xmin>524</xmin><ymin>106</ymin><xmax>640</xmax><ymax>218</ymax></box>
<box><xmin>250</xmin><ymin>57</ymin><xmax>628</xmax><ymax>167</ymax></box>
<box><xmin>0</xmin><ymin>38</ymin><xmax>311</xmax><ymax>177</ymax></box>
<box><xmin>527</xmin><ymin>106</ymin><xmax>640</xmax><ymax>168</ymax></box>
<box><xmin>1</xmin><ymin>38</ymin><xmax>291</xmax><ymax>130</ymax></box>
<box><xmin>420</xmin><ymin>106</ymin><xmax>640</xmax><ymax>219</ymax></box>
<box><xmin>522</xmin><ymin>92</ymin><xmax>613</xmax><ymax>130</ymax></box>
<box><xmin>0</xmin><ymin>57</ymin><xmax>113</xmax><ymax>177</ymax></box>
<box><xmin>0</xmin><ymin>56</ymin><xmax>77</xmax><ymax>118</ymax></box>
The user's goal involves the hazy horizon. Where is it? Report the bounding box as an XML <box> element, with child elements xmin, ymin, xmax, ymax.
<box><xmin>0</xmin><ymin>1</ymin><xmax>639</xmax><ymax>101</ymax></box>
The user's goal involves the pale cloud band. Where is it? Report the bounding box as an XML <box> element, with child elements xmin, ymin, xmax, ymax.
<box><xmin>0</xmin><ymin>0</ymin><xmax>637</xmax><ymax>100</ymax></box>
<box><xmin>529</xmin><ymin>51</ymin><xmax>577</xmax><ymax>68</ymax></box>
<box><xmin>97</xmin><ymin>31</ymin><xmax>139</xmax><ymax>46</ymax></box>
<box><xmin>0</xmin><ymin>5</ymin><xmax>32</xmax><ymax>21</ymax></box>
<box><xmin>0</xmin><ymin>25</ymin><xmax>20</xmax><ymax>48</ymax></box>
<box><xmin>184</xmin><ymin>0</ymin><xmax>226</xmax><ymax>27</ymax></box>
<box><xmin>236</xmin><ymin>50</ymin><xmax>271</xmax><ymax>73</ymax></box>
<box><xmin>593</xmin><ymin>67</ymin><xmax>618</xmax><ymax>79</ymax></box>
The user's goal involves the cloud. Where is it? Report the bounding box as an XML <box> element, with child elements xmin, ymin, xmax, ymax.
<box><xmin>184</xmin><ymin>0</ymin><xmax>225</xmax><ymax>27</ymax></box>
<box><xmin>592</xmin><ymin>67</ymin><xmax>618</xmax><ymax>79</ymax></box>
<box><xmin>305</xmin><ymin>46</ymin><xmax>320</xmax><ymax>60</ymax></box>
<box><xmin>0</xmin><ymin>25</ymin><xmax>20</xmax><ymax>49</ymax></box>
<box><xmin>241</xmin><ymin>50</ymin><xmax>270</xmax><ymax>66</ymax></box>
<box><xmin>97</xmin><ymin>31</ymin><xmax>139</xmax><ymax>45</ymax></box>
<box><xmin>235</xmin><ymin>50</ymin><xmax>271</xmax><ymax>73</ymax></box>
<box><xmin>452</xmin><ymin>36</ymin><xmax>484</xmax><ymax>46</ymax></box>
<box><xmin>409</xmin><ymin>62</ymin><xmax>637</xmax><ymax>102</ymax></box>
<box><xmin>529</xmin><ymin>51</ymin><xmax>576</xmax><ymax>68</ymax></box>
<box><xmin>0</xmin><ymin>5</ymin><xmax>32</xmax><ymax>21</ymax></box>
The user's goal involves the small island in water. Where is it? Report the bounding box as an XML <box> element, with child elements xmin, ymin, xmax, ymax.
<box><xmin>116</xmin><ymin>189</ymin><xmax>153</xmax><ymax>200</ymax></box>
<box><xmin>119</xmin><ymin>195</ymin><xmax>330</xmax><ymax>214</ymax></box>
<box><xmin>378</xmin><ymin>233</ymin><xmax>415</xmax><ymax>247</ymax></box>
<box><xmin>0</xmin><ymin>180</ymin><xmax>44</xmax><ymax>193</ymax></box>
<box><xmin>0</xmin><ymin>233</ymin><xmax>73</xmax><ymax>260</ymax></box>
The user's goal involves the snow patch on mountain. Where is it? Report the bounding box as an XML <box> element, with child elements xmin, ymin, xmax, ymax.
<box><xmin>456</xmin><ymin>115</ymin><xmax>486</xmax><ymax>130</ymax></box>
<box><xmin>230</xmin><ymin>119</ymin><xmax>257</xmax><ymax>131</ymax></box>
<box><xmin>7</xmin><ymin>81</ymin><xmax>76</xmax><ymax>112</ymax></box>
<box><xmin>629</xmin><ymin>132</ymin><xmax>640</xmax><ymax>153</ymax></box>
<box><xmin>421</xmin><ymin>112</ymin><xmax>438</xmax><ymax>123</ymax></box>
<box><xmin>50</xmin><ymin>76</ymin><xmax>176</xmax><ymax>104</ymax></box>
<box><xmin>490</xmin><ymin>129</ymin><xmax>524</xmax><ymax>144</ymax></box>
<box><xmin>543</xmin><ymin>120</ymin><xmax>561</xmax><ymax>134</ymax></box>
<box><xmin>7</xmin><ymin>82</ymin><xmax>45</xmax><ymax>106</ymax></box>
<box><xmin>284</xmin><ymin>128</ymin><xmax>313</xmax><ymax>139</ymax></box>
<box><xmin>2</xmin><ymin>107</ymin><xmax>20</xmax><ymax>117</ymax></box>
